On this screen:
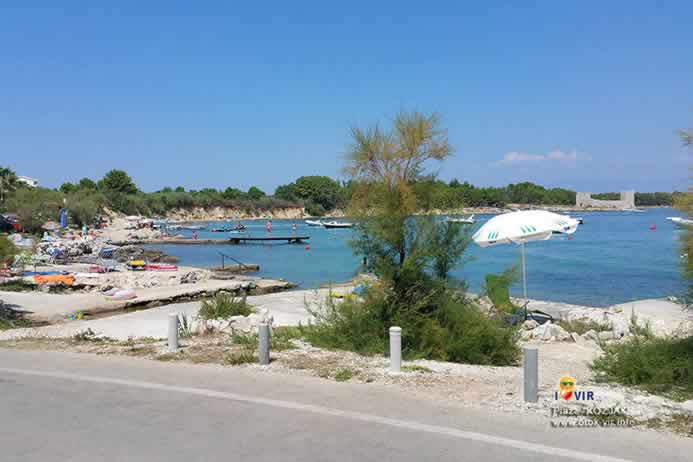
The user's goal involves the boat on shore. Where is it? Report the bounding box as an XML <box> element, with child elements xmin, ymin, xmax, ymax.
<box><xmin>447</xmin><ymin>214</ymin><xmax>476</xmax><ymax>224</ymax></box>
<box><xmin>322</xmin><ymin>221</ymin><xmax>353</xmax><ymax>229</ymax></box>
<box><xmin>305</xmin><ymin>220</ymin><xmax>323</xmax><ymax>227</ymax></box>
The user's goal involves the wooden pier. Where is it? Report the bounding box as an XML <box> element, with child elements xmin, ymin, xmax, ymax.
<box><xmin>109</xmin><ymin>236</ymin><xmax>310</xmax><ymax>246</ymax></box>
<box><xmin>229</xmin><ymin>236</ymin><xmax>309</xmax><ymax>244</ymax></box>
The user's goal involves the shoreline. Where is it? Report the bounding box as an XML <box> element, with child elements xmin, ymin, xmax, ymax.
<box><xmin>156</xmin><ymin>205</ymin><xmax>672</xmax><ymax>222</ymax></box>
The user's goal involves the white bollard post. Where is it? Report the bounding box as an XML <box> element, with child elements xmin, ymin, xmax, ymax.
<box><xmin>389</xmin><ymin>326</ymin><xmax>401</xmax><ymax>373</ymax></box>
<box><xmin>258</xmin><ymin>323</ymin><xmax>270</xmax><ymax>365</ymax></box>
<box><xmin>524</xmin><ymin>347</ymin><xmax>538</xmax><ymax>402</ymax></box>
<box><xmin>168</xmin><ymin>313</ymin><xmax>179</xmax><ymax>353</ymax></box>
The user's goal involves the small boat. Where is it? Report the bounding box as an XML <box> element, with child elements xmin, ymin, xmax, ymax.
<box><xmin>322</xmin><ymin>221</ymin><xmax>353</xmax><ymax>229</ymax></box>
<box><xmin>232</xmin><ymin>224</ymin><xmax>247</xmax><ymax>231</ymax></box>
<box><xmin>305</xmin><ymin>220</ymin><xmax>323</xmax><ymax>227</ymax></box>
<box><xmin>666</xmin><ymin>217</ymin><xmax>693</xmax><ymax>227</ymax></box>
<box><xmin>621</xmin><ymin>208</ymin><xmax>644</xmax><ymax>213</ymax></box>
<box><xmin>210</xmin><ymin>227</ymin><xmax>230</xmax><ymax>232</ymax></box>
<box><xmin>447</xmin><ymin>214</ymin><xmax>476</xmax><ymax>224</ymax></box>
<box><xmin>182</xmin><ymin>225</ymin><xmax>206</xmax><ymax>230</ymax></box>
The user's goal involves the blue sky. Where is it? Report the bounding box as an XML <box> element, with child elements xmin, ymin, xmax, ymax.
<box><xmin>1</xmin><ymin>2</ymin><xmax>691</xmax><ymax>193</ymax></box>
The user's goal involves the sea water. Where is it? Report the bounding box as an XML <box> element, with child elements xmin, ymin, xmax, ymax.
<box><xmin>146</xmin><ymin>207</ymin><xmax>687</xmax><ymax>307</ymax></box>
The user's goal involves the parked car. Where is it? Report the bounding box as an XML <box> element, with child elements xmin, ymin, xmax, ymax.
<box><xmin>0</xmin><ymin>215</ymin><xmax>15</xmax><ymax>233</ymax></box>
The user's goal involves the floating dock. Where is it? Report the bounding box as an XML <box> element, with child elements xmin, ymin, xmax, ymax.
<box><xmin>109</xmin><ymin>236</ymin><xmax>310</xmax><ymax>246</ymax></box>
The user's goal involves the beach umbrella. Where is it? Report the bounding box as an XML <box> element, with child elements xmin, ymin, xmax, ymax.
<box><xmin>472</xmin><ymin>210</ymin><xmax>579</xmax><ymax>299</ymax></box>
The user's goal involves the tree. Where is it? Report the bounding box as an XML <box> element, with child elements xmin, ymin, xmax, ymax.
<box><xmin>174</xmin><ymin>186</ymin><xmax>185</xmax><ymax>193</ymax></box>
<box><xmin>98</xmin><ymin>170</ymin><xmax>138</xmax><ymax>195</ymax></box>
<box><xmin>247</xmin><ymin>186</ymin><xmax>265</xmax><ymax>200</ymax></box>
<box><xmin>223</xmin><ymin>187</ymin><xmax>244</xmax><ymax>200</ymax></box>
<box><xmin>428</xmin><ymin>221</ymin><xmax>473</xmax><ymax>281</ymax></box>
<box><xmin>59</xmin><ymin>182</ymin><xmax>76</xmax><ymax>194</ymax></box>
<box><xmin>7</xmin><ymin>188</ymin><xmax>63</xmax><ymax>233</ymax></box>
<box><xmin>274</xmin><ymin>183</ymin><xmax>297</xmax><ymax>201</ymax></box>
<box><xmin>0</xmin><ymin>167</ymin><xmax>19</xmax><ymax>204</ymax></box>
<box><xmin>77</xmin><ymin>178</ymin><xmax>97</xmax><ymax>190</ymax></box>
<box><xmin>347</xmin><ymin>111</ymin><xmax>453</xmax><ymax>266</ymax></box>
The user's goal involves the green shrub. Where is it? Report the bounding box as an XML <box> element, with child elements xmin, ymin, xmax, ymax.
<box><xmin>0</xmin><ymin>236</ymin><xmax>17</xmax><ymax>267</ymax></box>
<box><xmin>6</xmin><ymin>188</ymin><xmax>63</xmax><ymax>234</ymax></box>
<box><xmin>591</xmin><ymin>335</ymin><xmax>693</xmax><ymax>401</ymax></box>
<box><xmin>0</xmin><ymin>301</ymin><xmax>32</xmax><ymax>330</ymax></box>
<box><xmin>178</xmin><ymin>314</ymin><xmax>194</xmax><ymax>338</ymax></box>
<box><xmin>0</xmin><ymin>279</ymin><xmax>35</xmax><ymax>292</ymax></box>
<box><xmin>198</xmin><ymin>293</ymin><xmax>253</xmax><ymax>320</ymax></box>
<box><xmin>334</xmin><ymin>368</ymin><xmax>355</xmax><ymax>382</ymax></box>
<box><xmin>302</xmin><ymin>286</ymin><xmax>520</xmax><ymax>366</ymax></box>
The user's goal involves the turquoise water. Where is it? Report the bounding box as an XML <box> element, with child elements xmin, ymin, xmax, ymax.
<box><xmin>147</xmin><ymin>207</ymin><xmax>688</xmax><ymax>307</ymax></box>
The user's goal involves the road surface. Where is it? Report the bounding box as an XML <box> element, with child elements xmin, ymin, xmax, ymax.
<box><xmin>1</xmin><ymin>349</ymin><xmax>691</xmax><ymax>461</ymax></box>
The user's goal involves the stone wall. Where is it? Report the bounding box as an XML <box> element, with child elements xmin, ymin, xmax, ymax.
<box><xmin>575</xmin><ymin>191</ymin><xmax>635</xmax><ymax>209</ymax></box>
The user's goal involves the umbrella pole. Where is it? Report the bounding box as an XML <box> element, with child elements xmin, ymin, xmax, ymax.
<box><xmin>521</xmin><ymin>242</ymin><xmax>527</xmax><ymax>300</ymax></box>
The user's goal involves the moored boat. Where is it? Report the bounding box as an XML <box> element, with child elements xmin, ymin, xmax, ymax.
<box><xmin>305</xmin><ymin>220</ymin><xmax>323</xmax><ymax>226</ymax></box>
<box><xmin>322</xmin><ymin>221</ymin><xmax>353</xmax><ymax>229</ymax></box>
<box><xmin>447</xmin><ymin>214</ymin><xmax>476</xmax><ymax>224</ymax></box>
<box><xmin>666</xmin><ymin>216</ymin><xmax>693</xmax><ymax>227</ymax></box>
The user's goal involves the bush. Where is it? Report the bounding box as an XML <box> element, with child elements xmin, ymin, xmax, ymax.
<box><xmin>591</xmin><ymin>335</ymin><xmax>693</xmax><ymax>401</ymax></box>
<box><xmin>558</xmin><ymin>319</ymin><xmax>611</xmax><ymax>335</ymax></box>
<box><xmin>6</xmin><ymin>188</ymin><xmax>63</xmax><ymax>234</ymax></box>
<box><xmin>198</xmin><ymin>293</ymin><xmax>253</xmax><ymax>320</ymax></box>
<box><xmin>0</xmin><ymin>236</ymin><xmax>17</xmax><ymax>267</ymax></box>
<box><xmin>302</xmin><ymin>285</ymin><xmax>520</xmax><ymax>366</ymax></box>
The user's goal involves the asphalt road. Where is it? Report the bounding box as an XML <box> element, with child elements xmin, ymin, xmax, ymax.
<box><xmin>1</xmin><ymin>349</ymin><xmax>691</xmax><ymax>462</ymax></box>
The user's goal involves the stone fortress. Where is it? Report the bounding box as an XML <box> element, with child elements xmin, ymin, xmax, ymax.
<box><xmin>575</xmin><ymin>190</ymin><xmax>635</xmax><ymax>209</ymax></box>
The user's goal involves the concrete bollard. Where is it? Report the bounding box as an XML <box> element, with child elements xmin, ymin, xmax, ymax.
<box><xmin>258</xmin><ymin>323</ymin><xmax>270</xmax><ymax>365</ymax></box>
<box><xmin>389</xmin><ymin>326</ymin><xmax>402</xmax><ymax>373</ymax></box>
<box><xmin>168</xmin><ymin>313</ymin><xmax>179</xmax><ymax>353</ymax></box>
<box><xmin>524</xmin><ymin>347</ymin><xmax>538</xmax><ymax>402</ymax></box>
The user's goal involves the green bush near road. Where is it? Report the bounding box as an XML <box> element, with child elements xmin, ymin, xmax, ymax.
<box><xmin>198</xmin><ymin>293</ymin><xmax>253</xmax><ymax>320</ymax></box>
<box><xmin>591</xmin><ymin>335</ymin><xmax>693</xmax><ymax>401</ymax></box>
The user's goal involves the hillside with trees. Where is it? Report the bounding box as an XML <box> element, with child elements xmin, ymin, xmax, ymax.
<box><xmin>0</xmin><ymin>165</ymin><xmax>678</xmax><ymax>233</ymax></box>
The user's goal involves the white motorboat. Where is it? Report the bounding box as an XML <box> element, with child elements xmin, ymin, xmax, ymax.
<box><xmin>182</xmin><ymin>225</ymin><xmax>206</xmax><ymax>230</ymax></box>
<box><xmin>666</xmin><ymin>217</ymin><xmax>693</xmax><ymax>227</ymax></box>
<box><xmin>322</xmin><ymin>221</ymin><xmax>354</xmax><ymax>229</ymax></box>
<box><xmin>621</xmin><ymin>208</ymin><xmax>644</xmax><ymax>213</ymax></box>
<box><xmin>447</xmin><ymin>214</ymin><xmax>476</xmax><ymax>224</ymax></box>
<box><xmin>305</xmin><ymin>220</ymin><xmax>323</xmax><ymax>227</ymax></box>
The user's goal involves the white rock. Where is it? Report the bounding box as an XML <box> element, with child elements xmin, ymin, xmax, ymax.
<box><xmin>526</xmin><ymin>322</ymin><xmax>571</xmax><ymax>342</ymax></box>
<box><xmin>581</xmin><ymin>329</ymin><xmax>599</xmax><ymax>342</ymax></box>
<box><xmin>678</xmin><ymin>400</ymin><xmax>693</xmax><ymax>416</ymax></box>
<box><xmin>522</xmin><ymin>320</ymin><xmax>539</xmax><ymax>331</ymax></box>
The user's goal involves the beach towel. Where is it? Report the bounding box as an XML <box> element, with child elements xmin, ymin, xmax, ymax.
<box><xmin>33</xmin><ymin>274</ymin><xmax>75</xmax><ymax>285</ymax></box>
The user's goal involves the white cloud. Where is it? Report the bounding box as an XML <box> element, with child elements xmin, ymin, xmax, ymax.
<box><xmin>494</xmin><ymin>149</ymin><xmax>588</xmax><ymax>166</ymax></box>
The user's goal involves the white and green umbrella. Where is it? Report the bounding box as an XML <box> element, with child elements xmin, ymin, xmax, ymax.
<box><xmin>472</xmin><ymin>210</ymin><xmax>579</xmax><ymax>299</ymax></box>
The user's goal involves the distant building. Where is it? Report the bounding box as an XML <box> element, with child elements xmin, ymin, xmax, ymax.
<box><xmin>576</xmin><ymin>190</ymin><xmax>635</xmax><ymax>209</ymax></box>
<box><xmin>17</xmin><ymin>176</ymin><xmax>39</xmax><ymax>188</ymax></box>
